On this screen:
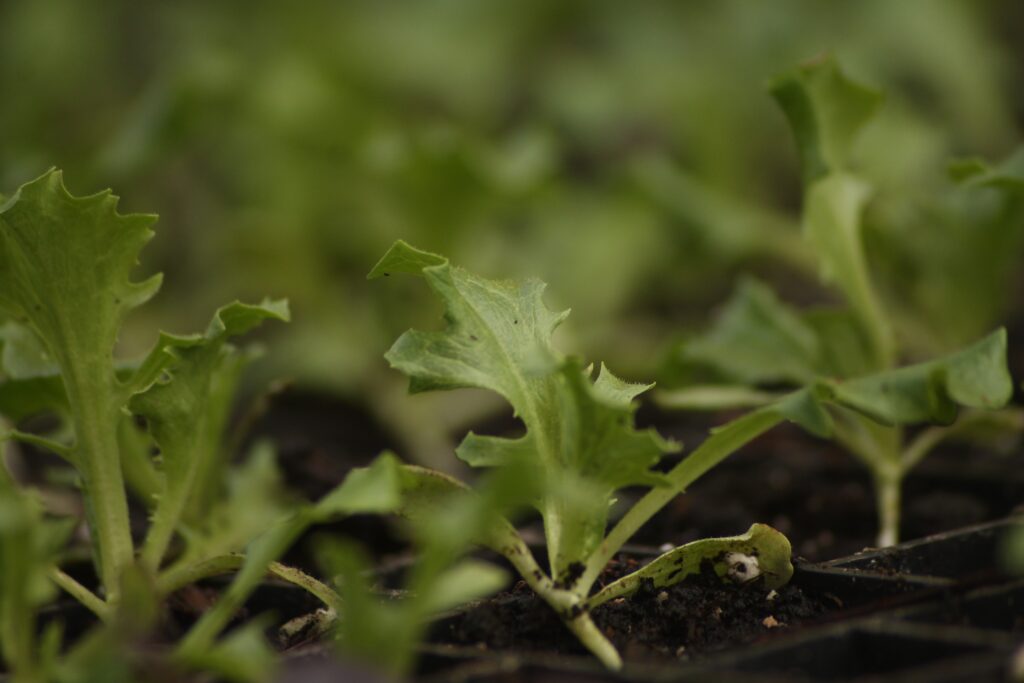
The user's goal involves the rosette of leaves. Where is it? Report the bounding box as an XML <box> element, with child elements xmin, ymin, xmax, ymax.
<box><xmin>660</xmin><ymin>57</ymin><xmax>1019</xmax><ymax>547</ymax></box>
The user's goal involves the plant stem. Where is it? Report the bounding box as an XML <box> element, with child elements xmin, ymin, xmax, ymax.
<box><xmin>48</xmin><ymin>567</ymin><xmax>110</xmax><ymax>621</ymax></box>
<box><xmin>141</xmin><ymin>493</ymin><xmax>186</xmax><ymax>571</ymax></box>
<box><xmin>874</xmin><ymin>468</ymin><xmax>902</xmax><ymax>547</ymax></box>
<box><xmin>3</xmin><ymin>430</ymin><xmax>74</xmax><ymax>464</ymax></box>
<box><xmin>497</xmin><ymin>524</ymin><xmax>622</xmax><ymax>669</ymax></box>
<box><xmin>64</xmin><ymin>366</ymin><xmax>133</xmax><ymax>604</ymax></box>
<box><xmin>565</xmin><ymin>612</ymin><xmax>622</xmax><ymax>670</ymax></box>
<box><xmin>156</xmin><ymin>555</ymin><xmax>342</xmax><ymax>611</ymax></box>
<box><xmin>832</xmin><ymin>413</ymin><xmax>903</xmax><ymax>547</ymax></box>
<box><xmin>578</xmin><ymin>409</ymin><xmax>785</xmax><ymax>596</ymax></box>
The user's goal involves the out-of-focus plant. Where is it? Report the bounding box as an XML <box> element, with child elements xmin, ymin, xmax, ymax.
<box><xmin>311</xmin><ymin>460</ymin><xmax>522</xmax><ymax>677</ymax></box>
<box><xmin>2</xmin><ymin>2</ymin><xmax>1019</xmax><ymax>439</ymax></box>
<box><xmin>660</xmin><ymin>57</ymin><xmax>1021</xmax><ymax>547</ymax></box>
<box><xmin>0</xmin><ymin>475</ymin><xmax>69</xmax><ymax>683</ymax></box>
<box><xmin>0</xmin><ymin>169</ymin><xmax>289</xmax><ymax>600</ymax></box>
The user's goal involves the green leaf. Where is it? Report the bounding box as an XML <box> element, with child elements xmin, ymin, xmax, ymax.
<box><xmin>0</xmin><ymin>375</ymin><xmax>68</xmax><ymax>423</ymax></box>
<box><xmin>0</xmin><ymin>481</ymin><xmax>66</xmax><ymax>680</ymax></box>
<box><xmin>825</xmin><ymin>328</ymin><xmax>1012</xmax><ymax>426</ymax></box>
<box><xmin>421</xmin><ymin>559</ymin><xmax>509</xmax><ymax>614</ymax></box>
<box><xmin>802</xmin><ymin>308</ymin><xmax>877</xmax><ymax>379</ymax></box>
<box><xmin>314</xmin><ymin>464</ymin><xmax>517</xmax><ymax>677</ymax></box>
<box><xmin>133</xmin><ymin>300</ymin><xmax>289</xmax><ymax>569</ymax></box>
<box><xmin>375</xmin><ymin>242</ymin><xmax>678</xmax><ymax>578</ymax></box>
<box><xmin>393</xmin><ymin>464</ymin><xmax>526</xmax><ymax>555</ymax></box>
<box><xmin>178</xmin><ymin>440</ymin><xmax>291</xmax><ymax>563</ymax></box>
<box><xmin>312</xmin><ymin>451</ymin><xmax>402</xmax><ymax>519</ymax></box>
<box><xmin>682</xmin><ymin>278</ymin><xmax>820</xmax><ymax>385</ymax></box>
<box><xmin>0</xmin><ymin>169</ymin><xmax>162</xmax><ymax>385</ymax></box>
<box><xmin>949</xmin><ymin>146</ymin><xmax>1024</xmax><ymax>189</ymax></box>
<box><xmin>0</xmin><ymin>321</ymin><xmax>60</xmax><ymax>380</ymax></box>
<box><xmin>769</xmin><ymin>55</ymin><xmax>883</xmax><ymax>184</ymax></box>
<box><xmin>589</xmin><ymin>524</ymin><xmax>793</xmax><ymax>608</ymax></box>
<box><xmin>179</xmin><ymin>620</ymin><xmax>276</xmax><ymax>683</ymax></box>
<box><xmin>316</xmin><ymin>537</ymin><xmax>419</xmax><ymax>676</ymax></box>
<box><xmin>367</xmin><ymin>239</ymin><xmax>446</xmax><ymax>279</ymax></box>
<box><xmin>0</xmin><ymin>168</ymin><xmax>164</xmax><ymax>595</ymax></box>
<box><xmin>178</xmin><ymin>452</ymin><xmax>403</xmax><ymax>654</ymax></box>
<box><xmin>772</xmin><ymin>385</ymin><xmax>835</xmax><ymax>438</ymax></box>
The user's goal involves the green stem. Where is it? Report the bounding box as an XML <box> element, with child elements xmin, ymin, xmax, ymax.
<box><xmin>64</xmin><ymin>367</ymin><xmax>133</xmax><ymax>603</ymax></box>
<box><xmin>497</xmin><ymin>522</ymin><xmax>621</xmax><ymax>669</ymax></box>
<box><xmin>48</xmin><ymin>567</ymin><xmax>110</xmax><ymax>621</ymax></box>
<box><xmin>874</xmin><ymin>468</ymin><xmax>902</xmax><ymax>547</ymax></box>
<box><xmin>578</xmin><ymin>409</ymin><xmax>785</xmax><ymax>597</ymax></box>
<box><xmin>832</xmin><ymin>413</ymin><xmax>903</xmax><ymax>547</ymax></box>
<box><xmin>157</xmin><ymin>555</ymin><xmax>342</xmax><ymax>611</ymax></box>
<box><xmin>141</xmin><ymin>494</ymin><xmax>186</xmax><ymax>572</ymax></box>
<box><xmin>2</xmin><ymin>532</ymin><xmax>38</xmax><ymax>683</ymax></box>
<box><xmin>3</xmin><ymin>430</ymin><xmax>74</xmax><ymax>465</ymax></box>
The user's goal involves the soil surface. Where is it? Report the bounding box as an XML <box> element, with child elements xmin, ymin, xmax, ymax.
<box><xmin>430</xmin><ymin>558</ymin><xmax>837</xmax><ymax>663</ymax></box>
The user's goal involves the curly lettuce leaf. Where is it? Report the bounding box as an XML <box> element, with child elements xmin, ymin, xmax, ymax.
<box><xmin>132</xmin><ymin>300</ymin><xmax>289</xmax><ymax>569</ymax></box>
<box><xmin>371</xmin><ymin>241</ymin><xmax>679</xmax><ymax>579</ymax></box>
<box><xmin>0</xmin><ymin>169</ymin><xmax>164</xmax><ymax>590</ymax></box>
<box><xmin>0</xmin><ymin>169</ymin><xmax>161</xmax><ymax>403</ymax></box>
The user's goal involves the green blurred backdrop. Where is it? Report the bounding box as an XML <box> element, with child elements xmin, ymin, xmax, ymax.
<box><xmin>2</xmin><ymin>0</ymin><xmax>1022</xmax><ymax>461</ymax></box>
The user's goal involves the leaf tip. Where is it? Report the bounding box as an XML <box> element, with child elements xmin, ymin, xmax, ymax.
<box><xmin>368</xmin><ymin>240</ymin><xmax>447</xmax><ymax>280</ymax></box>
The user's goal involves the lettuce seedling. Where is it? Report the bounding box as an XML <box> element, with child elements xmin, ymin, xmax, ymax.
<box><xmin>0</xmin><ymin>170</ymin><xmax>290</xmax><ymax>609</ymax></box>
<box><xmin>0</xmin><ymin>170</ymin><xmax>511</xmax><ymax>680</ymax></box>
<box><xmin>370</xmin><ymin>241</ymin><xmax>819</xmax><ymax>669</ymax></box>
<box><xmin>660</xmin><ymin>57</ymin><xmax>1018</xmax><ymax>547</ymax></box>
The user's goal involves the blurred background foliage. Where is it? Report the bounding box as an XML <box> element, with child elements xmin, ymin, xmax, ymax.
<box><xmin>2</xmin><ymin>0</ymin><xmax>1022</xmax><ymax>462</ymax></box>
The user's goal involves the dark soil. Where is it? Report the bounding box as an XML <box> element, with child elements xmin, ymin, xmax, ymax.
<box><xmin>430</xmin><ymin>558</ymin><xmax>836</xmax><ymax>663</ymax></box>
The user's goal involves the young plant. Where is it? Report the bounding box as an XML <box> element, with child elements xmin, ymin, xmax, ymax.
<box><xmin>659</xmin><ymin>57</ymin><xmax>1018</xmax><ymax>547</ymax></box>
<box><xmin>0</xmin><ymin>170</ymin><xmax>510</xmax><ymax>681</ymax></box>
<box><xmin>0</xmin><ymin>170</ymin><xmax>295</xmax><ymax>604</ymax></box>
<box><xmin>0</xmin><ymin>170</ymin><xmax>365</xmax><ymax>681</ymax></box>
<box><xmin>370</xmin><ymin>240</ymin><xmax>839</xmax><ymax>669</ymax></box>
